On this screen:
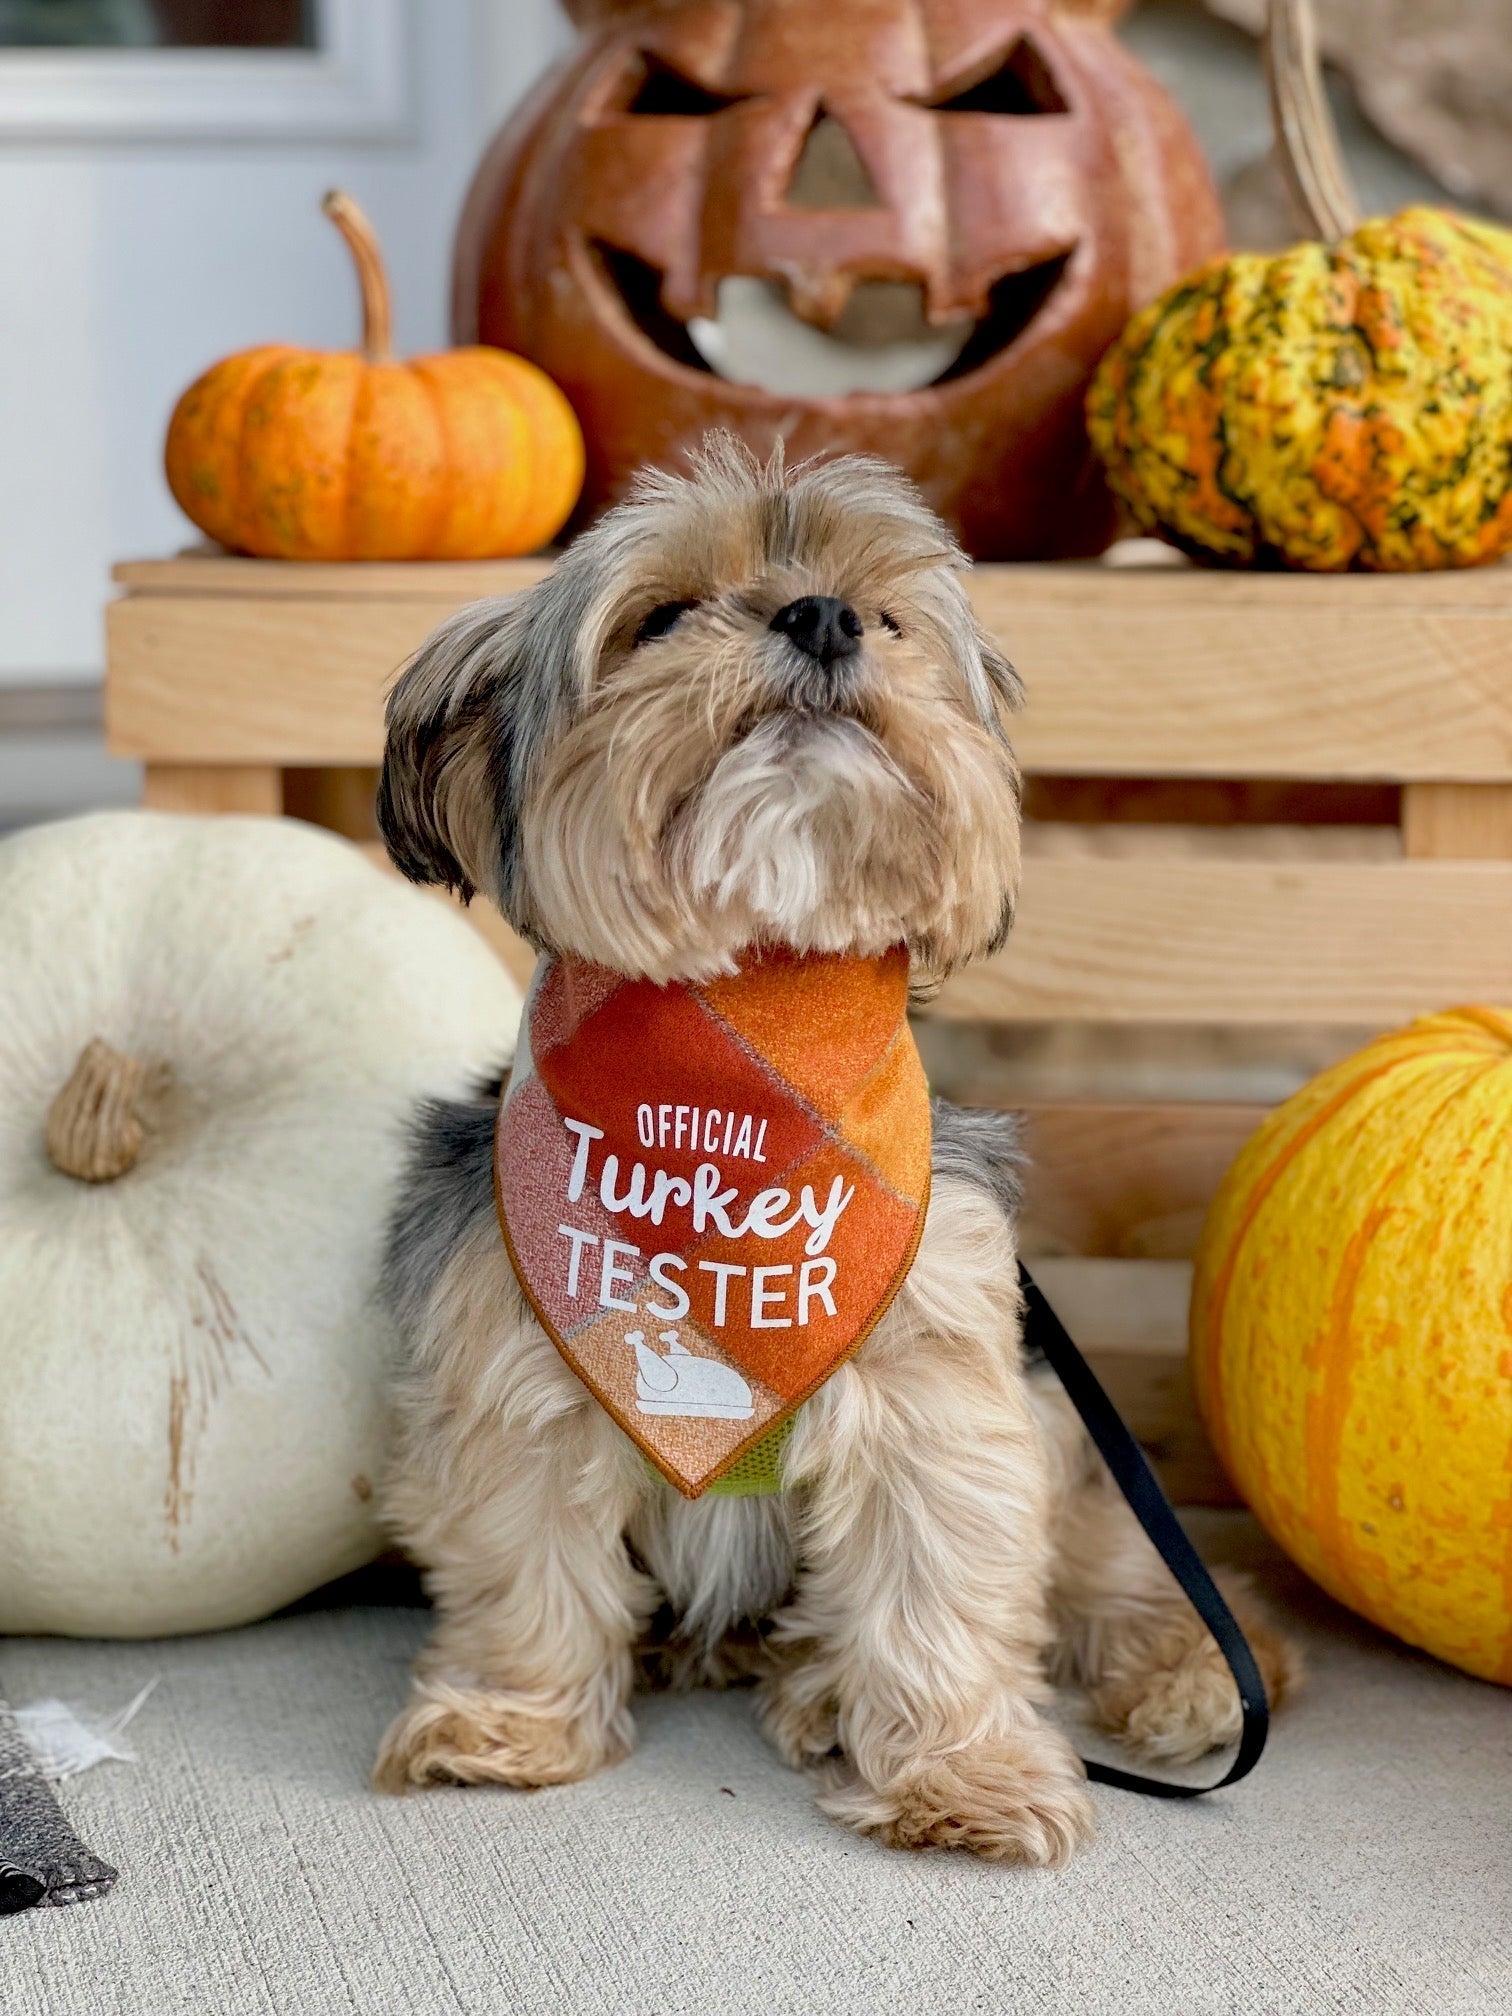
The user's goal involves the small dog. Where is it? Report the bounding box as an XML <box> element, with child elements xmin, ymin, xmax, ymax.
<box><xmin>372</xmin><ymin>437</ymin><xmax>1296</xmax><ymax>1862</ymax></box>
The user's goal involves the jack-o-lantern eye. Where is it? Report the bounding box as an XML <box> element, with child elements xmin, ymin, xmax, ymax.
<box><xmin>622</xmin><ymin>52</ymin><xmax>750</xmax><ymax>118</ymax></box>
<box><xmin>924</xmin><ymin>36</ymin><xmax>1069</xmax><ymax>117</ymax></box>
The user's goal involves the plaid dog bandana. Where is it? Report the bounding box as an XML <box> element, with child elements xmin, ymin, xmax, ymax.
<box><xmin>495</xmin><ymin>945</ymin><xmax>931</xmax><ymax>1497</ymax></box>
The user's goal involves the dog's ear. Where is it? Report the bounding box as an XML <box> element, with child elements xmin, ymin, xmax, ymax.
<box><xmin>927</xmin><ymin>572</ymin><xmax>1023</xmax><ymax>733</ymax></box>
<box><xmin>378</xmin><ymin>597</ymin><xmax>518</xmax><ymax>904</ymax></box>
<box><xmin>976</xmin><ymin>623</ymin><xmax>1024</xmax><ymax>721</ymax></box>
<box><xmin>379</xmin><ymin>563</ymin><xmax>595</xmax><ymax>925</ymax></box>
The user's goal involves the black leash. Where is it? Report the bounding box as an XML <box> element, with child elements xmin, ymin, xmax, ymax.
<box><xmin>1019</xmin><ymin>1262</ymin><xmax>1269</xmax><ymax>1798</ymax></box>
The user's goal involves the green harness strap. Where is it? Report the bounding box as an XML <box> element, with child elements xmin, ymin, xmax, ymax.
<box><xmin>644</xmin><ymin>1413</ymin><xmax>796</xmax><ymax>1497</ymax></box>
<box><xmin>706</xmin><ymin>1413</ymin><xmax>795</xmax><ymax>1495</ymax></box>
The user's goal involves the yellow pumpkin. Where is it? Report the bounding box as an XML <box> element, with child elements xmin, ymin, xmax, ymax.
<box><xmin>1087</xmin><ymin>0</ymin><xmax>1512</xmax><ymax>572</ymax></box>
<box><xmin>1191</xmin><ymin>1008</ymin><xmax>1512</xmax><ymax>1685</ymax></box>
<box><xmin>165</xmin><ymin>191</ymin><xmax>584</xmax><ymax>561</ymax></box>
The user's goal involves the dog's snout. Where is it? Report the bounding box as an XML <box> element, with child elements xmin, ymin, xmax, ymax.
<box><xmin>770</xmin><ymin>596</ymin><xmax>863</xmax><ymax>668</ymax></box>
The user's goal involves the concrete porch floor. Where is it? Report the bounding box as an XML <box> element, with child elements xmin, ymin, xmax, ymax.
<box><xmin>6</xmin><ymin>1513</ymin><xmax>1508</xmax><ymax>2016</ymax></box>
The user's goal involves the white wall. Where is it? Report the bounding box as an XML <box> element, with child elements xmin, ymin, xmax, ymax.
<box><xmin>0</xmin><ymin>0</ymin><xmax>569</xmax><ymax>688</ymax></box>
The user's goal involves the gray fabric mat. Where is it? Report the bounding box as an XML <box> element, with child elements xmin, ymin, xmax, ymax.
<box><xmin>4</xmin><ymin>1515</ymin><xmax>1508</xmax><ymax>2016</ymax></box>
<box><xmin>0</xmin><ymin>1695</ymin><xmax>116</xmax><ymax>1914</ymax></box>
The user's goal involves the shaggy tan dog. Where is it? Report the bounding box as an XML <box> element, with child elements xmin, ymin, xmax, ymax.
<box><xmin>372</xmin><ymin>438</ymin><xmax>1297</xmax><ymax>1862</ymax></box>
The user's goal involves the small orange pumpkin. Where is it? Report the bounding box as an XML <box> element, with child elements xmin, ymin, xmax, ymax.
<box><xmin>166</xmin><ymin>191</ymin><xmax>584</xmax><ymax>561</ymax></box>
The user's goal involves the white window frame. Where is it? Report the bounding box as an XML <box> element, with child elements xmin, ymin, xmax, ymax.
<box><xmin>0</xmin><ymin>0</ymin><xmax>410</xmax><ymax>141</ymax></box>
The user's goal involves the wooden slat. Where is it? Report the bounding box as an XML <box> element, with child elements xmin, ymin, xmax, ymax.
<box><xmin>112</xmin><ymin>555</ymin><xmax>549</xmax><ymax>600</ymax></box>
<box><xmin>1030</xmin><ymin>1258</ymin><xmax>1235</xmax><ymax>1506</ymax></box>
<box><xmin>986</xmin><ymin>597</ymin><xmax>1512</xmax><ymax>781</ymax></box>
<box><xmin>106</xmin><ymin>585</ymin><xmax>1512</xmax><ymax>780</ymax></box>
<box><xmin>1031</xmin><ymin>1258</ymin><xmax>1194</xmax><ymax>1359</ymax></box>
<box><xmin>1018</xmin><ymin>1101</ymin><xmax>1266</xmax><ymax>1259</ymax></box>
<box><xmin>112</xmin><ymin>548</ymin><xmax>1512</xmax><ymax>608</ymax></box>
<box><xmin>107</xmin><ymin>596</ymin><xmax>451</xmax><ymax>763</ymax></box>
<box><xmin>1402</xmin><ymin>782</ymin><xmax>1512</xmax><ymax>860</ymax></box>
<box><xmin>937</xmin><ymin>857</ymin><xmax>1512</xmax><ymax>1026</ymax></box>
<box><xmin>972</xmin><ymin>564</ymin><xmax>1512</xmax><ymax>610</ymax></box>
<box><xmin>141</xmin><ymin>763</ymin><xmax>283</xmax><ymax>815</ymax></box>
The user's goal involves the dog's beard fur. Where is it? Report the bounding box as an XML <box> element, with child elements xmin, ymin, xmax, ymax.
<box><xmin>526</xmin><ymin>652</ymin><xmax>1019</xmax><ymax>983</ymax></box>
<box><xmin>380</xmin><ymin>436</ymin><xmax>1022</xmax><ymax>985</ymax></box>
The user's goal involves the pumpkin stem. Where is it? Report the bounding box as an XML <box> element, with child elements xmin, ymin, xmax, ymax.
<box><xmin>321</xmin><ymin>189</ymin><xmax>394</xmax><ymax>364</ymax></box>
<box><xmin>46</xmin><ymin>1038</ymin><xmax>161</xmax><ymax>1184</ymax></box>
<box><xmin>1264</xmin><ymin>0</ymin><xmax>1361</xmax><ymax>241</ymax></box>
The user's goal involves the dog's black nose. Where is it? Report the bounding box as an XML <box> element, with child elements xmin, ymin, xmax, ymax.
<box><xmin>770</xmin><ymin>596</ymin><xmax>863</xmax><ymax>667</ymax></box>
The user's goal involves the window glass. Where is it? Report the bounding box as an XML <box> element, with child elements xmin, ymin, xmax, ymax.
<box><xmin>0</xmin><ymin>1</ymin><xmax>315</xmax><ymax>47</ymax></box>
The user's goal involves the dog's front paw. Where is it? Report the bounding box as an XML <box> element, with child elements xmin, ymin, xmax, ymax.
<box><xmin>373</xmin><ymin>1677</ymin><xmax>633</xmax><ymax>1794</ymax></box>
<box><xmin>1091</xmin><ymin>1579</ymin><xmax>1303</xmax><ymax>1765</ymax></box>
<box><xmin>756</xmin><ymin>1662</ymin><xmax>840</xmax><ymax>1768</ymax></box>
<box><xmin>818</xmin><ymin>1724</ymin><xmax>1094</xmax><ymax>1867</ymax></box>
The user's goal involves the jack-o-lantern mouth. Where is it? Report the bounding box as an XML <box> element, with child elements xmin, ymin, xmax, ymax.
<box><xmin>583</xmin><ymin>239</ymin><xmax>1075</xmax><ymax>399</ymax></box>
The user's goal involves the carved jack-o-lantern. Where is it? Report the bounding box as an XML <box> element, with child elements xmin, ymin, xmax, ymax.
<box><xmin>455</xmin><ymin>0</ymin><xmax>1223</xmax><ymax>557</ymax></box>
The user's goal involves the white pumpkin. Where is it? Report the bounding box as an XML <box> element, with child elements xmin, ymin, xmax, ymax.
<box><xmin>0</xmin><ymin>812</ymin><xmax>519</xmax><ymax>1637</ymax></box>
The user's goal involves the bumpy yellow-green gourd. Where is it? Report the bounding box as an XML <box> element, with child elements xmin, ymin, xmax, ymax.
<box><xmin>1089</xmin><ymin>208</ymin><xmax>1512</xmax><ymax>571</ymax></box>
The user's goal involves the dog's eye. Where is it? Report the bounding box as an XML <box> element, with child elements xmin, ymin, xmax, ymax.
<box><xmin>879</xmin><ymin>611</ymin><xmax>903</xmax><ymax>637</ymax></box>
<box><xmin>635</xmin><ymin>600</ymin><xmax>698</xmax><ymax>645</ymax></box>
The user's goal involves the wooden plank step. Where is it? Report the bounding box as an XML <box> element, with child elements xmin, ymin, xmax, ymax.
<box><xmin>1017</xmin><ymin>1101</ymin><xmax>1266</xmax><ymax>1259</ymax></box>
<box><xmin>111</xmin><ymin>554</ymin><xmax>551</xmax><ymax>600</ymax></box>
<box><xmin>113</xmin><ymin>549</ymin><xmax>1512</xmax><ymax>608</ymax></box>
<box><xmin>944</xmin><ymin>857</ymin><xmax>1512</xmax><ymax>1025</ymax></box>
<box><xmin>1029</xmin><ymin>1258</ymin><xmax>1235</xmax><ymax>1507</ymax></box>
<box><xmin>107</xmin><ymin>564</ymin><xmax>1512</xmax><ymax>781</ymax></box>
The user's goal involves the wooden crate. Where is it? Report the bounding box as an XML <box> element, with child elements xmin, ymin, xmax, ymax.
<box><xmin>106</xmin><ymin>551</ymin><xmax>1512</xmax><ymax>1501</ymax></box>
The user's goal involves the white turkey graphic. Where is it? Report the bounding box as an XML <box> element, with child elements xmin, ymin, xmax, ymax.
<box><xmin>630</xmin><ymin>1330</ymin><xmax>755</xmax><ymax>1421</ymax></box>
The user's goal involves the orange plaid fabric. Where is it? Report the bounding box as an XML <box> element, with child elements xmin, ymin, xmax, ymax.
<box><xmin>495</xmin><ymin>945</ymin><xmax>930</xmax><ymax>1496</ymax></box>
